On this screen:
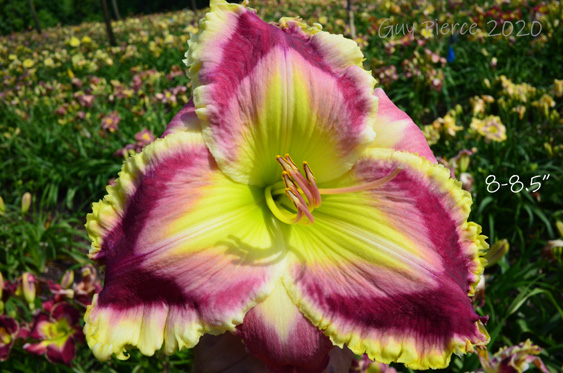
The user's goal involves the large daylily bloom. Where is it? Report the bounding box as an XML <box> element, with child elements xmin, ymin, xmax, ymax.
<box><xmin>84</xmin><ymin>1</ymin><xmax>489</xmax><ymax>371</ymax></box>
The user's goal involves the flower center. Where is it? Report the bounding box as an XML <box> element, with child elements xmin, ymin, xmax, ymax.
<box><xmin>0</xmin><ymin>327</ymin><xmax>12</xmax><ymax>344</ymax></box>
<box><xmin>265</xmin><ymin>154</ymin><xmax>401</xmax><ymax>225</ymax></box>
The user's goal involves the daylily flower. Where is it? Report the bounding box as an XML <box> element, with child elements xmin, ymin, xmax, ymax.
<box><xmin>440</xmin><ymin>113</ymin><xmax>462</xmax><ymax>137</ymax></box>
<box><xmin>450</xmin><ymin>148</ymin><xmax>476</xmax><ymax>176</ymax></box>
<box><xmin>471</xmin><ymin>116</ymin><xmax>507</xmax><ymax>142</ymax></box>
<box><xmin>100</xmin><ymin>111</ymin><xmax>120</xmax><ymax>132</ymax></box>
<box><xmin>0</xmin><ymin>315</ymin><xmax>19</xmax><ymax>361</ymax></box>
<box><xmin>422</xmin><ymin>124</ymin><xmax>440</xmax><ymax>145</ymax></box>
<box><xmin>460</xmin><ymin>172</ymin><xmax>475</xmax><ymax>193</ymax></box>
<box><xmin>75</xmin><ymin>92</ymin><xmax>95</xmax><ymax>108</ymax></box>
<box><xmin>47</xmin><ymin>270</ymin><xmax>75</xmax><ymax>303</ymax></box>
<box><xmin>47</xmin><ymin>280</ymin><xmax>74</xmax><ymax>302</ymax></box>
<box><xmin>512</xmin><ymin>105</ymin><xmax>526</xmax><ymax>120</ymax></box>
<box><xmin>553</xmin><ymin>79</ymin><xmax>563</xmax><ymax>97</ymax></box>
<box><xmin>113</xmin><ymin>143</ymin><xmax>137</xmax><ymax>158</ymax></box>
<box><xmin>23</xmin><ymin>303</ymin><xmax>84</xmax><ymax>365</ymax></box>
<box><xmin>532</xmin><ymin>94</ymin><xmax>556</xmax><ymax>117</ymax></box>
<box><xmin>470</xmin><ymin>96</ymin><xmax>486</xmax><ymax>115</ymax></box>
<box><xmin>84</xmin><ymin>1</ymin><xmax>489</xmax><ymax>371</ymax></box>
<box><xmin>134</xmin><ymin>128</ymin><xmax>156</xmax><ymax>148</ymax></box>
<box><xmin>73</xmin><ymin>265</ymin><xmax>102</xmax><ymax>307</ymax></box>
<box><xmin>476</xmin><ymin>340</ymin><xmax>550</xmax><ymax>373</ymax></box>
<box><xmin>374</xmin><ymin>65</ymin><xmax>398</xmax><ymax>88</ymax></box>
<box><xmin>166</xmin><ymin>64</ymin><xmax>185</xmax><ymax>81</ymax></box>
<box><xmin>350</xmin><ymin>354</ymin><xmax>398</xmax><ymax>373</ymax></box>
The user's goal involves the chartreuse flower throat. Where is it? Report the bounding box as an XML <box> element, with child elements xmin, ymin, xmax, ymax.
<box><xmin>84</xmin><ymin>1</ymin><xmax>489</xmax><ymax>371</ymax></box>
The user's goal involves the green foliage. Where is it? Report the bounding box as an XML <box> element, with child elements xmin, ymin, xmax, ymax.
<box><xmin>0</xmin><ymin>0</ymin><xmax>203</xmax><ymax>35</ymax></box>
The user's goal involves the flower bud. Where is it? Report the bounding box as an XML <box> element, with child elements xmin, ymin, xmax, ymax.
<box><xmin>458</xmin><ymin>154</ymin><xmax>471</xmax><ymax>173</ymax></box>
<box><xmin>542</xmin><ymin>240</ymin><xmax>563</xmax><ymax>262</ymax></box>
<box><xmin>21</xmin><ymin>192</ymin><xmax>31</xmax><ymax>214</ymax></box>
<box><xmin>60</xmin><ymin>270</ymin><xmax>74</xmax><ymax>289</ymax></box>
<box><xmin>22</xmin><ymin>273</ymin><xmax>37</xmax><ymax>310</ymax></box>
<box><xmin>483</xmin><ymin>78</ymin><xmax>491</xmax><ymax>88</ymax></box>
<box><xmin>490</xmin><ymin>57</ymin><xmax>497</xmax><ymax>70</ymax></box>
<box><xmin>473</xmin><ymin>275</ymin><xmax>485</xmax><ymax>308</ymax></box>
<box><xmin>485</xmin><ymin>239</ymin><xmax>509</xmax><ymax>267</ymax></box>
<box><xmin>0</xmin><ymin>196</ymin><xmax>5</xmax><ymax>215</ymax></box>
<box><xmin>460</xmin><ymin>172</ymin><xmax>474</xmax><ymax>192</ymax></box>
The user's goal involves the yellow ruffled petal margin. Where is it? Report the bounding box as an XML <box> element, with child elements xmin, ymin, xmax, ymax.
<box><xmin>84</xmin><ymin>295</ymin><xmax>212</xmax><ymax>361</ymax></box>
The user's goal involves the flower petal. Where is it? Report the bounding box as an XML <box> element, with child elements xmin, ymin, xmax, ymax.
<box><xmin>29</xmin><ymin>313</ymin><xmax>51</xmax><ymax>340</ymax></box>
<box><xmin>84</xmin><ymin>131</ymin><xmax>286</xmax><ymax>361</ymax></box>
<box><xmin>0</xmin><ymin>315</ymin><xmax>18</xmax><ymax>362</ymax></box>
<box><xmin>162</xmin><ymin>98</ymin><xmax>201</xmax><ymax>137</ymax></box>
<box><xmin>350</xmin><ymin>354</ymin><xmax>398</xmax><ymax>373</ymax></box>
<box><xmin>52</xmin><ymin>303</ymin><xmax>80</xmax><ymax>326</ymax></box>
<box><xmin>477</xmin><ymin>339</ymin><xmax>551</xmax><ymax>373</ymax></box>
<box><xmin>45</xmin><ymin>338</ymin><xmax>75</xmax><ymax>366</ymax></box>
<box><xmin>370</xmin><ymin>88</ymin><xmax>436</xmax><ymax>162</ymax></box>
<box><xmin>23</xmin><ymin>341</ymin><xmax>48</xmax><ymax>356</ymax></box>
<box><xmin>236</xmin><ymin>282</ymin><xmax>334</xmax><ymax>372</ymax></box>
<box><xmin>194</xmin><ymin>333</ymin><xmax>354</xmax><ymax>373</ymax></box>
<box><xmin>283</xmin><ymin>149</ymin><xmax>489</xmax><ymax>369</ymax></box>
<box><xmin>194</xmin><ymin>333</ymin><xmax>267</xmax><ymax>373</ymax></box>
<box><xmin>186</xmin><ymin>0</ymin><xmax>377</xmax><ymax>186</ymax></box>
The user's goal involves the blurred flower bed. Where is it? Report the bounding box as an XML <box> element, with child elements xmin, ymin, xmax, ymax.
<box><xmin>0</xmin><ymin>0</ymin><xmax>562</xmax><ymax>371</ymax></box>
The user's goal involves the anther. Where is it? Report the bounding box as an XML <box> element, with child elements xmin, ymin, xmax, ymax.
<box><xmin>303</xmin><ymin>162</ymin><xmax>321</xmax><ymax>208</ymax></box>
<box><xmin>286</xmin><ymin>189</ymin><xmax>314</xmax><ymax>224</ymax></box>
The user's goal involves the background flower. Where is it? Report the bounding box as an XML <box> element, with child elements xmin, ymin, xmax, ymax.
<box><xmin>23</xmin><ymin>303</ymin><xmax>84</xmax><ymax>366</ymax></box>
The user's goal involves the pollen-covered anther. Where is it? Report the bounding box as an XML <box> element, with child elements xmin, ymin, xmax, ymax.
<box><xmin>302</xmin><ymin>162</ymin><xmax>321</xmax><ymax>208</ymax></box>
<box><xmin>276</xmin><ymin>155</ymin><xmax>319</xmax><ymax>210</ymax></box>
<box><xmin>286</xmin><ymin>188</ymin><xmax>315</xmax><ymax>224</ymax></box>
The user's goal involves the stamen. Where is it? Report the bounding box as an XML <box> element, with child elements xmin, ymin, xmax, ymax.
<box><xmin>277</xmin><ymin>156</ymin><xmax>315</xmax><ymax>208</ymax></box>
<box><xmin>265</xmin><ymin>185</ymin><xmax>303</xmax><ymax>225</ymax></box>
<box><xmin>286</xmin><ymin>189</ymin><xmax>314</xmax><ymax>224</ymax></box>
<box><xmin>268</xmin><ymin>154</ymin><xmax>401</xmax><ymax>226</ymax></box>
<box><xmin>318</xmin><ymin>167</ymin><xmax>402</xmax><ymax>195</ymax></box>
<box><xmin>282</xmin><ymin>171</ymin><xmax>298</xmax><ymax>191</ymax></box>
<box><xmin>303</xmin><ymin>162</ymin><xmax>321</xmax><ymax>208</ymax></box>
<box><xmin>284</xmin><ymin>154</ymin><xmax>298</xmax><ymax>170</ymax></box>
